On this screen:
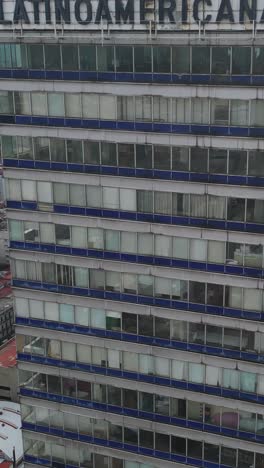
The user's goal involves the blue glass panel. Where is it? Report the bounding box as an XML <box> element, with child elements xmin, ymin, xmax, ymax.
<box><xmin>190</xmin><ymin>173</ymin><xmax>209</xmax><ymax>182</ymax></box>
<box><xmin>15</xmin><ymin>115</ymin><xmax>31</xmax><ymax>125</ymax></box>
<box><xmin>45</xmin><ymin>70</ymin><xmax>62</xmax><ymax>79</ymax></box>
<box><xmin>35</xmin><ymin>161</ymin><xmax>51</xmax><ymax>170</ymax></box>
<box><xmin>0</xmin><ymin>115</ymin><xmax>15</xmax><ymax>124</ymax></box>
<box><xmin>31</xmin><ymin>116</ymin><xmax>48</xmax><ymax>126</ymax></box>
<box><xmin>0</xmin><ymin>70</ymin><xmax>12</xmax><ymax>78</ymax></box>
<box><xmin>100</xmin><ymin>120</ymin><xmax>117</xmax><ymax>130</ymax></box>
<box><xmin>80</xmin><ymin>71</ymin><xmax>98</xmax><ymax>81</ymax></box>
<box><xmin>3</xmin><ymin>158</ymin><xmax>19</xmax><ymax>167</ymax></box>
<box><xmin>134</xmin><ymin>73</ymin><xmax>153</xmax><ymax>82</ymax></box>
<box><xmin>19</xmin><ymin>159</ymin><xmax>34</xmax><ymax>168</ymax></box>
<box><xmin>13</xmin><ymin>69</ymin><xmax>28</xmax><ymax>79</ymax></box>
<box><xmin>29</xmin><ymin>70</ymin><xmax>45</xmax><ymax>79</ymax></box>
<box><xmin>153</xmin><ymin>123</ymin><xmax>172</xmax><ymax>133</ymax></box>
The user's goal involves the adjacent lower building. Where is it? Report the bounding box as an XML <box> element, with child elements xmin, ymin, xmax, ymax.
<box><xmin>1</xmin><ymin>2</ymin><xmax>264</xmax><ymax>467</ymax></box>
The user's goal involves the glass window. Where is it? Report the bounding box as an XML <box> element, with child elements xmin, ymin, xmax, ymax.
<box><xmin>66</xmin><ymin>140</ymin><xmax>83</xmax><ymax>164</ymax></box>
<box><xmin>206</xmin><ymin>325</ymin><xmax>222</xmax><ymax>347</ymax></box>
<box><xmin>190</xmin><ymin>147</ymin><xmax>208</xmax><ymax>172</ymax></box>
<box><xmin>153</xmin><ymin>47</ymin><xmax>171</xmax><ymax>73</ymax></box>
<box><xmin>207</xmin><ymin>283</ymin><xmax>224</xmax><ymax>306</ymax></box>
<box><xmin>171</xmin><ymin>436</ymin><xmax>186</xmax><ymax>455</ymax></box>
<box><xmin>138</xmin><ymin>315</ymin><xmax>153</xmax><ymax>336</ymax></box>
<box><xmin>229</xmin><ymin>150</ymin><xmax>247</xmax><ymax>175</ymax></box>
<box><xmin>83</xmin><ymin>141</ymin><xmax>99</xmax><ymax>164</ymax></box>
<box><xmin>65</xmin><ymin>94</ymin><xmax>81</xmax><ymax>118</ymax></box>
<box><xmin>108</xmin><ymin>385</ymin><xmax>121</xmax><ymax>405</ymax></box>
<box><xmin>227</xmin><ymin>197</ymin><xmax>245</xmax><ymax>221</ymax></box>
<box><xmin>209</xmin><ymin>148</ymin><xmax>227</xmax><ymax>174</ymax></box>
<box><xmin>118</xmin><ymin>143</ymin><xmax>134</xmax><ymax>167</ymax></box>
<box><xmin>54</xmin><ymin>183</ymin><xmax>68</xmax><ymax>204</ymax></box>
<box><xmin>138</xmin><ymin>233</ymin><xmax>153</xmax><ymax>255</ymax></box>
<box><xmin>211</xmin><ymin>99</ymin><xmax>229</xmax><ymax>125</ymax></box>
<box><xmin>116</xmin><ymin>46</ymin><xmax>133</xmax><ymax>72</ymax></box>
<box><xmin>251</xmin><ymin>100</ymin><xmax>264</xmax><ymax>127</ymax></box>
<box><xmin>27</xmin><ymin>44</ymin><xmax>44</xmax><ymax>69</ymax></box>
<box><xmin>247</xmin><ymin>199</ymin><xmax>264</xmax><ymax>224</ymax></box>
<box><xmin>155</xmin><ymin>316</ymin><xmax>170</xmax><ymax>339</ymax></box>
<box><xmin>154</xmin><ymin>191</ymin><xmax>171</xmax><ymax>214</ymax></box>
<box><xmin>138</xmin><ymin>275</ymin><xmax>153</xmax><ymax>296</ymax></box>
<box><xmin>83</xmin><ymin>94</ymin><xmax>99</xmax><ymax>119</ymax></box>
<box><xmin>123</xmin><ymin>313</ymin><xmax>137</xmax><ymax>334</ymax></box>
<box><xmin>45</xmin><ymin>45</ymin><xmax>61</xmax><ymax>69</ymax></box>
<box><xmin>0</xmin><ymin>91</ymin><xmax>13</xmax><ymax>114</ymax></box>
<box><xmin>172</xmin><ymin>147</ymin><xmax>189</xmax><ymax>171</ymax></box>
<box><xmin>14</xmin><ymin>92</ymin><xmax>31</xmax><ymax>115</ymax></box>
<box><xmin>48</xmin><ymin>93</ymin><xmax>65</xmax><ymax>117</ymax></box>
<box><xmin>55</xmin><ymin>224</ymin><xmax>70</xmax><ymax>245</ymax></box>
<box><xmin>123</xmin><ymin>389</ymin><xmax>137</xmax><ymax>409</ymax></box>
<box><xmin>154</xmin><ymin>145</ymin><xmax>170</xmax><ymax>170</ymax></box>
<box><xmin>232</xmin><ymin>47</ymin><xmax>251</xmax><ymax>74</ymax></box>
<box><xmin>86</xmin><ymin>186</ymin><xmax>101</xmax><ymax>207</ymax></box>
<box><xmin>189</xmin><ymin>322</ymin><xmax>205</xmax><ymax>344</ymax></box>
<box><xmin>221</xmin><ymin>446</ymin><xmax>237</xmax><ymax>466</ymax></box>
<box><xmin>103</xmin><ymin>187</ymin><xmax>119</xmax><ymax>209</ymax></box>
<box><xmin>253</xmin><ymin>47</ymin><xmax>264</xmax><ymax>74</ymax></box>
<box><xmin>189</xmin><ymin>281</ymin><xmax>205</xmax><ymax>304</ymax></box>
<box><xmin>62</xmin><ymin>45</ymin><xmax>78</xmax><ymax>70</ymax></box>
<box><xmin>134</xmin><ymin>46</ymin><xmax>151</xmax><ymax>73</ymax></box>
<box><xmin>188</xmin><ymin>440</ymin><xmax>202</xmax><ymax>459</ymax></box>
<box><xmin>155</xmin><ymin>432</ymin><xmax>169</xmax><ymax>452</ymax></box>
<box><xmin>72</xmin><ymin>226</ymin><xmax>87</xmax><ymax>249</ymax></box>
<box><xmin>50</xmin><ymin>138</ymin><xmax>65</xmax><ymax>162</ymax></box>
<box><xmin>248</xmin><ymin>150</ymin><xmax>264</xmax><ymax>177</ymax></box>
<box><xmin>31</xmin><ymin>92</ymin><xmax>47</xmax><ymax>116</ymax></box>
<box><xmin>106</xmin><ymin>230</ymin><xmax>120</xmax><ymax>251</ymax></box>
<box><xmin>120</xmin><ymin>231</ymin><xmax>136</xmax><ymax>253</ymax></box>
<box><xmin>88</xmin><ymin>228</ymin><xmax>104</xmax><ymax>249</ymax></box>
<box><xmin>230</xmin><ymin>100</ymin><xmax>248</xmax><ymax>126</ymax></box>
<box><xmin>101</xmin><ymin>142</ymin><xmax>117</xmax><ymax>166</ymax></box>
<box><xmin>136</xmin><ymin>144</ymin><xmax>152</xmax><ymax>169</ymax></box>
<box><xmin>192</xmin><ymin>98</ymin><xmax>210</xmax><ymax>124</ymax></box>
<box><xmin>139</xmin><ymin>429</ymin><xmax>153</xmax><ymax>448</ymax></box>
<box><xmin>90</xmin><ymin>270</ymin><xmax>105</xmax><ymax>290</ymax></box>
<box><xmin>97</xmin><ymin>46</ymin><xmax>114</xmax><ymax>71</ymax></box>
<box><xmin>192</xmin><ymin>47</ymin><xmax>210</xmax><ymax>73</ymax></box>
<box><xmin>17</xmin><ymin>136</ymin><xmax>33</xmax><ymax>160</ymax></box>
<box><xmin>212</xmin><ymin>47</ymin><xmax>231</xmax><ymax>74</ymax></box>
<box><xmin>137</xmin><ymin>190</ymin><xmax>153</xmax><ymax>213</ymax></box>
<box><xmin>79</xmin><ymin>45</ymin><xmax>96</xmax><ymax>71</ymax></box>
<box><xmin>2</xmin><ymin>135</ymin><xmax>17</xmax><ymax>158</ymax></box>
<box><xmin>172</xmin><ymin>47</ymin><xmax>190</xmax><ymax>73</ymax></box>
<box><xmin>69</xmin><ymin>184</ymin><xmax>86</xmax><ymax>206</ymax></box>
<box><xmin>34</xmin><ymin>137</ymin><xmax>50</xmax><ymax>161</ymax></box>
<box><xmin>190</xmin><ymin>194</ymin><xmax>206</xmax><ymax>217</ymax></box>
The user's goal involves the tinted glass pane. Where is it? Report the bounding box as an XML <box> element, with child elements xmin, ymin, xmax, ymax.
<box><xmin>45</xmin><ymin>45</ymin><xmax>61</xmax><ymax>69</ymax></box>
<box><xmin>227</xmin><ymin>198</ymin><xmax>245</xmax><ymax>221</ymax></box>
<box><xmin>154</xmin><ymin>146</ymin><xmax>170</xmax><ymax>170</ymax></box>
<box><xmin>118</xmin><ymin>143</ymin><xmax>134</xmax><ymax>167</ymax></box>
<box><xmin>97</xmin><ymin>46</ymin><xmax>114</xmax><ymax>71</ymax></box>
<box><xmin>172</xmin><ymin>147</ymin><xmax>189</xmax><ymax>171</ymax></box>
<box><xmin>80</xmin><ymin>45</ymin><xmax>96</xmax><ymax>71</ymax></box>
<box><xmin>209</xmin><ymin>149</ymin><xmax>227</xmax><ymax>173</ymax></box>
<box><xmin>248</xmin><ymin>151</ymin><xmax>264</xmax><ymax>177</ymax></box>
<box><xmin>136</xmin><ymin>144</ymin><xmax>152</xmax><ymax>169</ymax></box>
<box><xmin>229</xmin><ymin>150</ymin><xmax>247</xmax><ymax>175</ymax></box>
<box><xmin>62</xmin><ymin>45</ymin><xmax>78</xmax><ymax>70</ymax></box>
<box><xmin>190</xmin><ymin>147</ymin><xmax>208</xmax><ymax>172</ymax></box>
<box><xmin>134</xmin><ymin>46</ymin><xmax>151</xmax><ymax>72</ymax></box>
<box><xmin>116</xmin><ymin>46</ymin><xmax>133</xmax><ymax>72</ymax></box>
<box><xmin>172</xmin><ymin>47</ymin><xmax>190</xmax><ymax>73</ymax></box>
<box><xmin>232</xmin><ymin>47</ymin><xmax>251</xmax><ymax>74</ymax></box>
<box><xmin>28</xmin><ymin>44</ymin><xmax>44</xmax><ymax>69</ymax></box>
<box><xmin>101</xmin><ymin>142</ymin><xmax>117</xmax><ymax>165</ymax></box>
<box><xmin>253</xmin><ymin>47</ymin><xmax>264</xmax><ymax>74</ymax></box>
<box><xmin>212</xmin><ymin>47</ymin><xmax>231</xmax><ymax>74</ymax></box>
<box><xmin>153</xmin><ymin>47</ymin><xmax>171</xmax><ymax>73</ymax></box>
<box><xmin>192</xmin><ymin>47</ymin><xmax>210</xmax><ymax>73</ymax></box>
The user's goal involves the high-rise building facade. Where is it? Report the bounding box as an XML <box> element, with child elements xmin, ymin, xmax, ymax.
<box><xmin>2</xmin><ymin>1</ymin><xmax>264</xmax><ymax>467</ymax></box>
